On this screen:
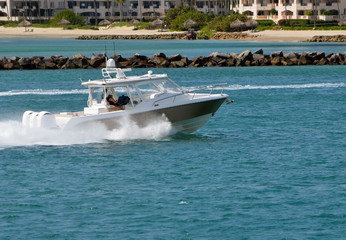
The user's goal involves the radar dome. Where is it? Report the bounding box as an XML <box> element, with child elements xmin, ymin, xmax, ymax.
<box><xmin>106</xmin><ymin>59</ymin><xmax>116</xmax><ymax>68</ymax></box>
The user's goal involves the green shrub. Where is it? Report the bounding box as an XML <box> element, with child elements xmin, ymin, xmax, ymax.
<box><xmin>270</xmin><ymin>8</ymin><xmax>278</xmax><ymax>16</ymax></box>
<box><xmin>278</xmin><ymin>19</ymin><xmax>309</xmax><ymax>26</ymax></box>
<box><xmin>199</xmin><ymin>25</ymin><xmax>216</xmax><ymax>39</ymax></box>
<box><xmin>165</xmin><ymin>6</ymin><xmax>194</xmax><ymax>28</ymax></box>
<box><xmin>206</xmin><ymin>13</ymin><xmax>248</xmax><ymax>32</ymax></box>
<box><xmin>139</xmin><ymin>22</ymin><xmax>151</xmax><ymax>30</ymax></box>
<box><xmin>256</xmin><ymin>20</ymin><xmax>275</xmax><ymax>26</ymax></box>
<box><xmin>50</xmin><ymin>9</ymin><xmax>84</xmax><ymax>26</ymax></box>
<box><xmin>323</xmin><ymin>10</ymin><xmax>338</xmax><ymax>15</ymax></box>
<box><xmin>169</xmin><ymin>8</ymin><xmax>207</xmax><ymax>31</ymax></box>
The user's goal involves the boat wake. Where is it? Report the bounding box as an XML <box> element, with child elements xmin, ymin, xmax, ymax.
<box><xmin>0</xmin><ymin>89</ymin><xmax>88</xmax><ymax>97</ymax></box>
<box><xmin>0</xmin><ymin>117</ymin><xmax>175</xmax><ymax>149</ymax></box>
<box><xmin>182</xmin><ymin>82</ymin><xmax>345</xmax><ymax>92</ymax></box>
<box><xmin>222</xmin><ymin>82</ymin><xmax>345</xmax><ymax>91</ymax></box>
<box><xmin>0</xmin><ymin>83</ymin><xmax>344</xmax><ymax>97</ymax></box>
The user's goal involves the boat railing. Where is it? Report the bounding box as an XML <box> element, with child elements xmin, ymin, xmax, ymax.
<box><xmin>102</xmin><ymin>68</ymin><xmax>132</xmax><ymax>80</ymax></box>
<box><xmin>152</xmin><ymin>83</ymin><xmax>227</xmax><ymax>106</ymax></box>
<box><xmin>184</xmin><ymin>83</ymin><xmax>227</xmax><ymax>98</ymax></box>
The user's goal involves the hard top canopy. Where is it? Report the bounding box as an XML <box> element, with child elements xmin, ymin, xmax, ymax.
<box><xmin>81</xmin><ymin>69</ymin><xmax>169</xmax><ymax>88</ymax></box>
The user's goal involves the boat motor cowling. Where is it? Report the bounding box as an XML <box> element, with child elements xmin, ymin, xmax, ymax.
<box><xmin>22</xmin><ymin>111</ymin><xmax>58</xmax><ymax>129</ymax></box>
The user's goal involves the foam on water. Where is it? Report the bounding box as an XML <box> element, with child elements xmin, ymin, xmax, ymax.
<box><xmin>0</xmin><ymin>117</ymin><xmax>175</xmax><ymax>149</ymax></box>
<box><xmin>223</xmin><ymin>82</ymin><xmax>346</xmax><ymax>91</ymax></box>
<box><xmin>105</xmin><ymin>117</ymin><xmax>176</xmax><ymax>141</ymax></box>
<box><xmin>183</xmin><ymin>82</ymin><xmax>345</xmax><ymax>92</ymax></box>
<box><xmin>0</xmin><ymin>89</ymin><xmax>88</xmax><ymax>97</ymax></box>
<box><xmin>1</xmin><ymin>82</ymin><xmax>344</xmax><ymax>97</ymax></box>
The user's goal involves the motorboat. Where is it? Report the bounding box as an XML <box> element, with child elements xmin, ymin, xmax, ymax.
<box><xmin>22</xmin><ymin>59</ymin><xmax>229</xmax><ymax>133</ymax></box>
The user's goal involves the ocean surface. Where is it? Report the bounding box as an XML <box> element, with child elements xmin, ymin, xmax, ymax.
<box><xmin>0</xmin><ymin>39</ymin><xmax>345</xmax><ymax>239</ymax></box>
<box><xmin>1</xmin><ymin>38</ymin><xmax>346</xmax><ymax>58</ymax></box>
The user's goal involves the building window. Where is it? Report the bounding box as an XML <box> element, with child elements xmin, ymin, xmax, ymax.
<box><xmin>104</xmin><ymin>2</ymin><xmax>112</xmax><ymax>8</ymax></box>
<box><xmin>143</xmin><ymin>1</ymin><xmax>151</xmax><ymax>8</ymax></box>
<box><xmin>58</xmin><ymin>1</ymin><xmax>65</xmax><ymax>8</ymax></box>
<box><xmin>196</xmin><ymin>2</ymin><xmax>204</xmax><ymax>8</ymax></box>
<box><xmin>165</xmin><ymin>1</ymin><xmax>175</xmax><ymax>8</ymax></box>
<box><xmin>258</xmin><ymin>10</ymin><xmax>265</xmax><ymax>16</ymax></box>
<box><xmin>67</xmin><ymin>1</ymin><xmax>77</xmax><ymax>9</ymax></box>
<box><xmin>80</xmin><ymin>1</ymin><xmax>99</xmax><ymax>9</ymax></box>
<box><xmin>130</xmin><ymin>2</ymin><xmax>138</xmax><ymax>8</ymax></box>
<box><xmin>153</xmin><ymin>1</ymin><xmax>160</xmax><ymax>8</ymax></box>
<box><xmin>298</xmin><ymin>10</ymin><xmax>305</xmax><ymax>15</ymax></box>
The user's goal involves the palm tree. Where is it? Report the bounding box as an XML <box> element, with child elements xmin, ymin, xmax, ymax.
<box><xmin>138</xmin><ymin>0</ymin><xmax>142</xmax><ymax>19</ymax></box>
<box><xmin>93</xmin><ymin>0</ymin><xmax>98</xmax><ymax>27</ymax></box>
<box><xmin>115</xmin><ymin>0</ymin><xmax>126</xmax><ymax>21</ymax></box>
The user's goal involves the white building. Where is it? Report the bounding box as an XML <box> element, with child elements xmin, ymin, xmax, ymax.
<box><xmin>0</xmin><ymin>0</ymin><xmax>229</xmax><ymax>22</ymax></box>
<box><xmin>231</xmin><ymin>0</ymin><xmax>346</xmax><ymax>22</ymax></box>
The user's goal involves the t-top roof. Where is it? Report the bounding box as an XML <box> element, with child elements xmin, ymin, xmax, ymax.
<box><xmin>81</xmin><ymin>68</ymin><xmax>168</xmax><ymax>87</ymax></box>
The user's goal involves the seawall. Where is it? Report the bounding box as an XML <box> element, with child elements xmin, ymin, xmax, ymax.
<box><xmin>1</xmin><ymin>50</ymin><xmax>345</xmax><ymax>70</ymax></box>
<box><xmin>75</xmin><ymin>32</ymin><xmax>257</xmax><ymax>40</ymax></box>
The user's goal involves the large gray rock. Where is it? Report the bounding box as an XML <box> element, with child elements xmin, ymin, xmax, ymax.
<box><xmin>270</xmin><ymin>51</ymin><xmax>283</xmax><ymax>58</ymax></box>
<box><xmin>4</xmin><ymin>57</ymin><xmax>20</xmax><ymax>70</ymax></box>
<box><xmin>18</xmin><ymin>57</ymin><xmax>33</xmax><ymax>69</ymax></box>
<box><xmin>168</xmin><ymin>54</ymin><xmax>182</xmax><ymax>62</ymax></box>
<box><xmin>271</xmin><ymin>56</ymin><xmax>282</xmax><ymax>66</ymax></box>
<box><xmin>62</xmin><ymin>59</ymin><xmax>77</xmax><ymax>69</ymax></box>
<box><xmin>0</xmin><ymin>57</ymin><xmax>6</xmax><ymax>69</ymax></box>
<box><xmin>127</xmin><ymin>53</ymin><xmax>149</xmax><ymax>68</ymax></box>
<box><xmin>89</xmin><ymin>53</ymin><xmax>106</xmax><ymax>68</ymax></box>
<box><xmin>253</xmin><ymin>49</ymin><xmax>263</xmax><ymax>54</ymax></box>
<box><xmin>298</xmin><ymin>52</ymin><xmax>313</xmax><ymax>65</ymax></box>
<box><xmin>236</xmin><ymin>50</ymin><xmax>252</xmax><ymax>66</ymax></box>
<box><xmin>149</xmin><ymin>53</ymin><xmax>169</xmax><ymax>67</ymax></box>
<box><xmin>189</xmin><ymin>56</ymin><xmax>209</xmax><ymax>67</ymax></box>
<box><xmin>284</xmin><ymin>52</ymin><xmax>299</xmax><ymax>65</ymax></box>
<box><xmin>72</xmin><ymin>56</ymin><xmax>89</xmax><ymax>68</ymax></box>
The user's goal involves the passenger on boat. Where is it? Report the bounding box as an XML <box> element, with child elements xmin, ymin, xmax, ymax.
<box><xmin>106</xmin><ymin>94</ymin><xmax>118</xmax><ymax>106</ymax></box>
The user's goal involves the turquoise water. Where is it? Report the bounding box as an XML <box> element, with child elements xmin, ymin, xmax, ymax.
<box><xmin>1</xmin><ymin>38</ymin><xmax>346</xmax><ymax>58</ymax></box>
<box><xmin>0</xmin><ymin>41</ymin><xmax>346</xmax><ymax>239</ymax></box>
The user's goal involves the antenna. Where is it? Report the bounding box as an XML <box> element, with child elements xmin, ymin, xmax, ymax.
<box><xmin>104</xmin><ymin>41</ymin><xmax>107</xmax><ymax>57</ymax></box>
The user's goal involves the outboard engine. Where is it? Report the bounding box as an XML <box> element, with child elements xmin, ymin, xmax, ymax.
<box><xmin>22</xmin><ymin>111</ymin><xmax>58</xmax><ymax>129</ymax></box>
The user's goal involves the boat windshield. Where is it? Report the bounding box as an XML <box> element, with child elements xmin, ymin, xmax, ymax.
<box><xmin>136</xmin><ymin>79</ymin><xmax>181</xmax><ymax>100</ymax></box>
<box><xmin>89</xmin><ymin>86</ymin><xmax>127</xmax><ymax>104</ymax></box>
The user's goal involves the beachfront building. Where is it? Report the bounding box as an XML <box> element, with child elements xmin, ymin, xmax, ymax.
<box><xmin>0</xmin><ymin>0</ymin><xmax>229</xmax><ymax>22</ymax></box>
<box><xmin>0</xmin><ymin>0</ymin><xmax>64</xmax><ymax>21</ymax></box>
<box><xmin>231</xmin><ymin>0</ymin><xmax>346</xmax><ymax>23</ymax></box>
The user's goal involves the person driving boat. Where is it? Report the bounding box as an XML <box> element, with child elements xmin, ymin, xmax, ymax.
<box><xmin>106</xmin><ymin>94</ymin><xmax>117</xmax><ymax>106</ymax></box>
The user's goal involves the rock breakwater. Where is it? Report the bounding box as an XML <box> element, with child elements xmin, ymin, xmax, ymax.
<box><xmin>305</xmin><ymin>35</ymin><xmax>346</xmax><ymax>42</ymax></box>
<box><xmin>75</xmin><ymin>32</ymin><xmax>255</xmax><ymax>40</ymax></box>
<box><xmin>76</xmin><ymin>33</ymin><xmax>186</xmax><ymax>40</ymax></box>
<box><xmin>210</xmin><ymin>32</ymin><xmax>257</xmax><ymax>40</ymax></box>
<box><xmin>1</xmin><ymin>50</ymin><xmax>345</xmax><ymax>70</ymax></box>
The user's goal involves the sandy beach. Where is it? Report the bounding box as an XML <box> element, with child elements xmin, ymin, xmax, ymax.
<box><xmin>0</xmin><ymin>26</ymin><xmax>345</xmax><ymax>41</ymax></box>
<box><xmin>248</xmin><ymin>29</ymin><xmax>346</xmax><ymax>42</ymax></box>
<box><xmin>0</xmin><ymin>26</ymin><xmax>184</xmax><ymax>38</ymax></box>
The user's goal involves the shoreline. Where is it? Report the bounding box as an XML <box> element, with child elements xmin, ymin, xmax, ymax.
<box><xmin>1</xmin><ymin>26</ymin><xmax>345</xmax><ymax>42</ymax></box>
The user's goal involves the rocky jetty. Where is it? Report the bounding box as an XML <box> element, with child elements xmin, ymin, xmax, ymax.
<box><xmin>75</xmin><ymin>32</ymin><xmax>256</xmax><ymax>40</ymax></box>
<box><xmin>76</xmin><ymin>33</ymin><xmax>186</xmax><ymax>40</ymax></box>
<box><xmin>305</xmin><ymin>35</ymin><xmax>346</xmax><ymax>42</ymax></box>
<box><xmin>210</xmin><ymin>32</ymin><xmax>257</xmax><ymax>40</ymax></box>
<box><xmin>1</xmin><ymin>50</ymin><xmax>345</xmax><ymax>70</ymax></box>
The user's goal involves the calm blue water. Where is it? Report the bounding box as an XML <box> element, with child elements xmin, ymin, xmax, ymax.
<box><xmin>1</xmin><ymin>38</ymin><xmax>346</xmax><ymax>58</ymax></box>
<box><xmin>0</xmin><ymin>40</ymin><xmax>346</xmax><ymax>239</ymax></box>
